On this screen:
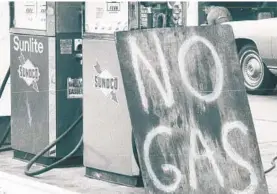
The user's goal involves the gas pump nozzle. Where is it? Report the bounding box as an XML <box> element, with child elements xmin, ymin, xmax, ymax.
<box><xmin>146</xmin><ymin>7</ymin><xmax>153</xmax><ymax>28</ymax></box>
<box><xmin>74</xmin><ymin>40</ymin><xmax>83</xmax><ymax>65</ymax></box>
<box><xmin>140</xmin><ymin>2</ymin><xmax>170</xmax><ymax>28</ymax></box>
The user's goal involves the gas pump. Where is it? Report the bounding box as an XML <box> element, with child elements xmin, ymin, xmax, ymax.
<box><xmin>82</xmin><ymin>1</ymin><xmax>186</xmax><ymax>186</ymax></box>
<box><xmin>0</xmin><ymin>1</ymin><xmax>11</xmax><ymax>152</ymax></box>
<box><xmin>9</xmin><ymin>2</ymin><xmax>83</xmax><ymax>174</ymax></box>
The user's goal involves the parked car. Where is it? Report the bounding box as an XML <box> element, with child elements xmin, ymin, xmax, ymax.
<box><xmin>225</xmin><ymin>18</ymin><xmax>277</xmax><ymax>94</ymax></box>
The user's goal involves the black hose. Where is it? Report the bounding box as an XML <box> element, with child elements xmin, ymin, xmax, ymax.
<box><xmin>132</xmin><ymin>132</ymin><xmax>144</xmax><ymax>187</ymax></box>
<box><xmin>24</xmin><ymin>114</ymin><xmax>83</xmax><ymax>176</ymax></box>
<box><xmin>0</xmin><ymin>67</ymin><xmax>10</xmax><ymax>98</ymax></box>
<box><xmin>0</xmin><ymin>123</ymin><xmax>11</xmax><ymax>152</ymax></box>
<box><xmin>264</xmin><ymin>156</ymin><xmax>277</xmax><ymax>174</ymax></box>
<box><xmin>0</xmin><ymin>67</ymin><xmax>11</xmax><ymax>152</ymax></box>
<box><xmin>131</xmin><ymin>132</ymin><xmax>140</xmax><ymax>169</ymax></box>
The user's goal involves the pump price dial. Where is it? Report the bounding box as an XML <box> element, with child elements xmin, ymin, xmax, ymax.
<box><xmin>39</xmin><ymin>4</ymin><xmax>46</xmax><ymax>23</ymax></box>
<box><xmin>25</xmin><ymin>7</ymin><xmax>34</xmax><ymax>14</ymax></box>
<box><xmin>40</xmin><ymin>5</ymin><xmax>46</xmax><ymax>14</ymax></box>
<box><xmin>107</xmin><ymin>2</ymin><xmax>120</xmax><ymax>12</ymax></box>
<box><xmin>24</xmin><ymin>2</ymin><xmax>36</xmax><ymax>22</ymax></box>
<box><xmin>14</xmin><ymin>1</ymin><xmax>47</xmax><ymax>30</ymax></box>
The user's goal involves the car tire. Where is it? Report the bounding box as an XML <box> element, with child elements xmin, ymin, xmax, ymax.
<box><xmin>238</xmin><ymin>44</ymin><xmax>276</xmax><ymax>94</ymax></box>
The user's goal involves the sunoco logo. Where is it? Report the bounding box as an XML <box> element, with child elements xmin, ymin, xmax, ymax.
<box><xmin>17</xmin><ymin>53</ymin><xmax>40</xmax><ymax>92</ymax></box>
<box><xmin>94</xmin><ymin>61</ymin><xmax>118</xmax><ymax>103</ymax></box>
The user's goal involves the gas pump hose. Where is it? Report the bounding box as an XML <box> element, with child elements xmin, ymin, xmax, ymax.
<box><xmin>24</xmin><ymin>114</ymin><xmax>83</xmax><ymax>176</ymax></box>
<box><xmin>0</xmin><ymin>67</ymin><xmax>12</xmax><ymax>152</ymax></box>
<box><xmin>264</xmin><ymin>156</ymin><xmax>277</xmax><ymax>174</ymax></box>
<box><xmin>22</xmin><ymin>116</ymin><xmax>277</xmax><ymax>177</ymax></box>
<box><xmin>0</xmin><ymin>123</ymin><xmax>11</xmax><ymax>152</ymax></box>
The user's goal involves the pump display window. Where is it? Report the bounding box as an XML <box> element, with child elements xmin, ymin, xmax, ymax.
<box><xmin>85</xmin><ymin>1</ymin><xmax>129</xmax><ymax>34</ymax></box>
<box><xmin>13</xmin><ymin>1</ymin><xmax>46</xmax><ymax>30</ymax></box>
<box><xmin>84</xmin><ymin>1</ymin><xmax>185</xmax><ymax>34</ymax></box>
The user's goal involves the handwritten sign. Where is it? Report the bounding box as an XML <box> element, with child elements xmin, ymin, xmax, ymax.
<box><xmin>115</xmin><ymin>26</ymin><xmax>269</xmax><ymax>193</ymax></box>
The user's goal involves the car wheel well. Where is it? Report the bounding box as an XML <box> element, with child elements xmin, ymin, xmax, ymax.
<box><xmin>238</xmin><ymin>42</ymin><xmax>276</xmax><ymax>94</ymax></box>
<box><xmin>235</xmin><ymin>39</ymin><xmax>257</xmax><ymax>52</ymax></box>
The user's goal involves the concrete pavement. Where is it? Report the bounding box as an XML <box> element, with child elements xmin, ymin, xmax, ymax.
<box><xmin>0</xmin><ymin>94</ymin><xmax>276</xmax><ymax>193</ymax></box>
<box><xmin>249</xmin><ymin>94</ymin><xmax>277</xmax><ymax>194</ymax></box>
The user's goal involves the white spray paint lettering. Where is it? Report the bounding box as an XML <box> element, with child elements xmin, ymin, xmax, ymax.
<box><xmin>144</xmin><ymin>126</ymin><xmax>182</xmax><ymax>192</ymax></box>
<box><xmin>128</xmin><ymin>32</ymin><xmax>258</xmax><ymax>193</ymax></box>
<box><xmin>128</xmin><ymin>31</ymin><xmax>174</xmax><ymax>113</ymax></box>
<box><xmin>189</xmin><ymin>127</ymin><xmax>224</xmax><ymax>190</ymax></box>
<box><xmin>178</xmin><ymin>36</ymin><xmax>224</xmax><ymax>103</ymax></box>
<box><xmin>222</xmin><ymin>121</ymin><xmax>258</xmax><ymax>194</ymax></box>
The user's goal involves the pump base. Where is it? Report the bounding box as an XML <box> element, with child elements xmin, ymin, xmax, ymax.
<box><xmin>85</xmin><ymin>167</ymin><xmax>144</xmax><ymax>187</ymax></box>
<box><xmin>13</xmin><ymin>150</ymin><xmax>83</xmax><ymax>167</ymax></box>
<box><xmin>0</xmin><ymin>145</ymin><xmax>11</xmax><ymax>152</ymax></box>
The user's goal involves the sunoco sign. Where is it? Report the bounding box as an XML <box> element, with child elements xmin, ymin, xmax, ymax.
<box><xmin>14</xmin><ymin>35</ymin><xmax>42</xmax><ymax>92</ymax></box>
<box><xmin>94</xmin><ymin>61</ymin><xmax>119</xmax><ymax>103</ymax></box>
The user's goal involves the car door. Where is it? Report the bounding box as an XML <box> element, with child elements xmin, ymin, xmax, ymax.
<box><xmin>269</xmin><ymin>18</ymin><xmax>277</xmax><ymax>70</ymax></box>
